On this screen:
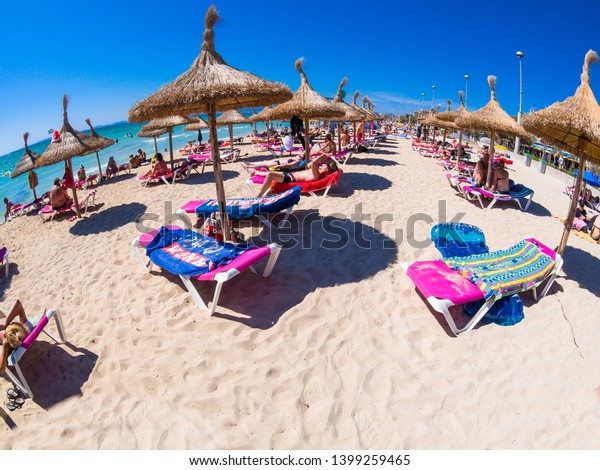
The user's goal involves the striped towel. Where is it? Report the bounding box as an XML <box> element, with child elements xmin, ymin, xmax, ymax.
<box><xmin>444</xmin><ymin>240</ymin><xmax>555</xmax><ymax>300</ymax></box>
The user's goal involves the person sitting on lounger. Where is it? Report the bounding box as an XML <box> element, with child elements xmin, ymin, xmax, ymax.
<box><xmin>50</xmin><ymin>178</ymin><xmax>73</xmax><ymax>210</ymax></box>
<box><xmin>242</xmin><ymin>154</ymin><xmax>304</xmax><ymax>171</ymax></box>
<box><xmin>106</xmin><ymin>157</ymin><xmax>119</xmax><ymax>179</ymax></box>
<box><xmin>0</xmin><ymin>299</ymin><xmax>32</xmax><ymax>375</ymax></box>
<box><xmin>312</xmin><ymin>133</ymin><xmax>337</xmax><ymax>157</ymax></box>
<box><xmin>250</xmin><ymin>154</ymin><xmax>338</xmax><ymax>197</ymax></box>
<box><xmin>77</xmin><ymin>165</ymin><xmax>86</xmax><ymax>183</ymax></box>
<box><xmin>491</xmin><ymin>160</ymin><xmax>510</xmax><ymax>193</ymax></box>
<box><xmin>341</xmin><ymin>129</ymin><xmax>350</xmax><ymax>148</ymax></box>
<box><xmin>473</xmin><ymin>152</ymin><xmax>489</xmax><ymax>187</ymax></box>
<box><xmin>140</xmin><ymin>153</ymin><xmax>168</xmax><ymax>179</ymax></box>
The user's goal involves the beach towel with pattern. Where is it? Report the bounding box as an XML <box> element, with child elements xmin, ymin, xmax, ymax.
<box><xmin>444</xmin><ymin>240</ymin><xmax>555</xmax><ymax>300</ymax></box>
<box><xmin>145</xmin><ymin>227</ymin><xmax>251</xmax><ymax>276</ymax></box>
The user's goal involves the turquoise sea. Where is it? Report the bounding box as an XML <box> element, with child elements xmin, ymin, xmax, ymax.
<box><xmin>0</xmin><ymin>115</ymin><xmax>274</xmax><ymax>206</ymax></box>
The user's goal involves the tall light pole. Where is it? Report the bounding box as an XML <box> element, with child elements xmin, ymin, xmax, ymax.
<box><xmin>421</xmin><ymin>92</ymin><xmax>425</xmax><ymax>112</ymax></box>
<box><xmin>464</xmin><ymin>75</ymin><xmax>470</xmax><ymax>109</ymax></box>
<box><xmin>514</xmin><ymin>51</ymin><xmax>525</xmax><ymax>154</ymax></box>
<box><xmin>431</xmin><ymin>85</ymin><xmax>437</xmax><ymax>109</ymax></box>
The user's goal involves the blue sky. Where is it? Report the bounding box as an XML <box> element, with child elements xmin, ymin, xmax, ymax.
<box><xmin>1</xmin><ymin>0</ymin><xmax>599</xmax><ymax>155</ymax></box>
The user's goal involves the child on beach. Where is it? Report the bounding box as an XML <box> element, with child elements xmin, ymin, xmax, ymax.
<box><xmin>0</xmin><ymin>300</ymin><xmax>31</xmax><ymax>376</ymax></box>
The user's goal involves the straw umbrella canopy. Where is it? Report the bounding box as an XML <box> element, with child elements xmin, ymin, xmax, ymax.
<box><xmin>84</xmin><ymin>118</ymin><xmax>115</xmax><ymax>183</ymax></box>
<box><xmin>35</xmin><ymin>95</ymin><xmax>103</xmax><ymax>217</ymax></box>
<box><xmin>437</xmin><ymin>91</ymin><xmax>471</xmax><ymax>156</ymax></box>
<box><xmin>249</xmin><ymin>106</ymin><xmax>277</xmax><ymax>146</ymax></box>
<box><xmin>216</xmin><ymin>109</ymin><xmax>250</xmax><ymax>150</ymax></box>
<box><xmin>268</xmin><ymin>58</ymin><xmax>345</xmax><ymax>162</ymax></box>
<box><xmin>11</xmin><ymin>132</ymin><xmax>41</xmax><ymax>200</ymax></box>
<box><xmin>142</xmin><ymin>115</ymin><xmax>194</xmax><ymax>169</ymax></box>
<box><xmin>128</xmin><ymin>5</ymin><xmax>292</xmax><ymax>241</ymax></box>
<box><xmin>455</xmin><ymin>76</ymin><xmax>530</xmax><ymax>187</ymax></box>
<box><xmin>422</xmin><ymin>100</ymin><xmax>458</xmax><ymax>148</ymax></box>
<box><xmin>332</xmin><ymin>77</ymin><xmax>365</xmax><ymax>150</ymax></box>
<box><xmin>523</xmin><ymin>50</ymin><xmax>600</xmax><ymax>254</ymax></box>
<box><xmin>138</xmin><ymin>126</ymin><xmax>168</xmax><ymax>154</ymax></box>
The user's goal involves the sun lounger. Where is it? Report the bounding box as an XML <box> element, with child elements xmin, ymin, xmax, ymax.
<box><xmin>177</xmin><ymin>186</ymin><xmax>301</xmax><ymax>230</ymax></box>
<box><xmin>462</xmin><ymin>184</ymin><xmax>535</xmax><ymax>211</ymax></box>
<box><xmin>131</xmin><ymin>225</ymin><xmax>282</xmax><ymax>315</ymax></box>
<box><xmin>37</xmin><ymin>189</ymin><xmax>98</xmax><ymax>222</ymax></box>
<box><xmin>246</xmin><ymin>169</ymin><xmax>343</xmax><ymax>197</ymax></box>
<box><xmin>187</xmin><ymin>149</ymin><xmax>240</xmax><ymax>166</ymax></box>
<box><xmin>3</xmin><ymin>308</ymin><xmax>67</xmax><ymax>397</ymax></box>
<box><xmin>173</xmin><ymin>161</ymin><xmax>201</xmax><ymax>180</ymax></box>
<box><xmin>330</xmin><ymin>150</ymin><xmax>354</xmax><ymax>167</ymax></box>
<box><xmin>136</xmin><ymin>171</ymin><xmax>175</xmax><ymax>187</ymax></box>
<box><xmin>402</xmin><ymin>237</ymin><xmax>563</xmax><ymax>335</ymax></box>
<box><xmin>0</xmin><ymin>246</ymin><xmax>9</xmax><ymax>280</ymax></box>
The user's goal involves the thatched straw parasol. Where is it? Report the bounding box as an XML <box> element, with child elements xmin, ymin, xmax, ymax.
<box><xmin>268</xmin><ymin>58</ymin><xmax>345</xmax><ymax>162</ymax></box>
<box><xmin>437</xmin><ymin>91</ymin><xmax>471</xmax><ymax>155</ymax></box>
<box><xmin>36</xmin><ymin>95</ymin><xmax>99</xmax><ymax>218</ymax></box>
<box><xmin>523</xmin><ymin>50</ymin><xmax>600</xmax><ymax>254</ymax></box>
<box><xmin>422</xmin><ymin>101</ymin><xmax>457</xmax><ymax>148</ymax></box>
<box><xmin>128</xmin><ymin>5</ymin><xmax>292</xmax><ymax>240</ymax></box>
<box><xmin>11</xmin><ymin>132</ymin><xmax>40</xmax><ymax>200</ymax></box>
<box><xmin>84</xmin><ymin>118</ymin><xmax>115</xmax><ymax>183</ymax></box>
<box><xmin>332</xmin><ymin>78</ymin><xmax>364</xmax><ymax>150</ymax></box>
<box><xmin>216</xmin><ymin>109</ymin><xmax>250</xmax><ymax>150</ymax></box>
<box><xmin>143</xmin><ymin>115</ymin><xmax>193</xmax><ymax>169</ymax></box>
<box><xmin>138</xmin><ymin>126</ymin><xmax>168</xmax><ymax>154</ymax></box>
<box><xmin>349</xmin><ymin>91</ymin><xmax>368</xmax><ymax>143</ymax></box>
<box><xmin>456</xmin><ymin>76</ymin><xmax>530</xmax><ymax>187</ymax></box>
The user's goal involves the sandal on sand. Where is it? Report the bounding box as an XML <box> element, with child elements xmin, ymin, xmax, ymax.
<box><xmin>6</xmin><ymin>388</ymin><xmax>20</xmax><ymax>400</ymax></box>
<box><xmin>6</xmin><ymin>398</ymin><xmax>24</xmax><ymax>411</ymax></box>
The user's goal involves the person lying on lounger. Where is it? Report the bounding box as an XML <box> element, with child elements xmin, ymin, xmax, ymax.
<box><xmin>0</xmin><ymin>299</ymin><xmax>31</xmax><ymax>375</ymax></box>
<box><xmin>50</xmin><ymin>178</ymin><xmax>73</xmax><ymax>210</ymax></box>
<box><xmin>250</xmin><ymin>154</ymin><xmax>338</xmax><ymax>197</ymax></box>
<box><xmin>313</xmin><ymin>133</ymin><xmax>337</xmax><ymax>157</ymax></box>
<box><xmin>242</xmin><ymin>154</ymin><xmax>305</xmax><ymax>172</ymax></box>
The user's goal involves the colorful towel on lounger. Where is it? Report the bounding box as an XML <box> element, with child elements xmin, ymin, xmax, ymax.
<box><xmin>145</xmin><ymin>227</ymin><xmax>251</xmax><ymax>276</ymax></box>
<box><xmin>195</xmin><ymin>186</ymin><xmax>301</xmax><ymax>219</ymax></box>
<box><xmin>444</xmin><ymin>240</ymin><xmax>555</xmax><ymax>300</ymax></box>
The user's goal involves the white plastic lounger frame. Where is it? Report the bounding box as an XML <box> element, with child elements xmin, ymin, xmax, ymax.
<box><xmin>175</xmin><ymin>206</ymin><xmax>294</xmax><ymax>231</ymax></box>
<box><xmin>400</xmin><ymin>245</ymin><xmax>563</xmax><ymax>336</ymax></box>
<box><xmin>468</xmin><ymin>187</ymin><xmax>535</xmax><ymax>211</ymax></box>
<box><xmin>131</xmin><ymin>237</ymin><xmax>282</xmax><ymax>316</ymax></box>
<box><xmin>5</xmin><ymin>308</ymin><xmax>68</xmax><ymax>398</ymax></box>
<box><xmin>38</xmin><ymin>190</ymin><xmax>98</xmax><ymax>223</ymax></box>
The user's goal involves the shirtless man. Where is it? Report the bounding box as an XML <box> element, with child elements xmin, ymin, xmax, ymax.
<box><xmin>340</xmin><ymin>129</ymin><xmax>350</xmax><ymax>148</ymax></box>
<box><xmin>50</xmin><ymin>178</ymin><xmax>73</xmax><ymax>210</ymax></box>
<box><xmin>473</xmin><ymin>152</ymin><xmax>489</xmax><ymax>186</ymax></box>
<box><xmin>250</xmin><ymin>154</ymin><xmax>338</xmax><ymax>197</ymax></box>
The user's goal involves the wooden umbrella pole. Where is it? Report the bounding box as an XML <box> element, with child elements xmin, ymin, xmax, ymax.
<box><xmin>209</xmin><ymin>102</ymin><xmax>231</xmax><ymax>241</ymax></box>
<box><xmin>153</xmin><ymin>136</ymin><xmax>158</xmax><ymax>154</ymax></box>
<box><xmin>304</xmin><ymin>116</ymin><xmax>310</xmax><ymax>164</ymax></box>
<box><xmin>558</xmin><ymin>153</ymin><xmax>587</xmax><ymax>255</ymax></box>
<box><xmin>485</xmin><ymin>130</ymin><xmax>496</xmax><ymax>187</ymax></box>
<box><xmin>353</xmin><ymin>122</ymin><xmax>357</xmax><ymax>143</ymax></box>
<box><xmin>337</xmin><ymin>121</ymin><xmax>342</xmax><ymax>152</ymax></box>
<box><xmin>168</xmin><ymin>128</ymin><xmax>174</xmax><ymax>171</ymax></box>
<box><xmin>95</xmin><ymin>151</ymin><xmax>103</xmax><ymax>185</ymax></box>
<box><xmin>458</xmin><ymin>130</ymin><xmax>463</xmax><ymax>160</ymax></box>
<box><xmin>229</xmin><ymin>124</ymin><xmax>234</xmax><ymax>150</ymax></box>
<box><xmin>68</xmin><ymin>157</ymin><xmax>81</xmax><ymax>218</ymax></box>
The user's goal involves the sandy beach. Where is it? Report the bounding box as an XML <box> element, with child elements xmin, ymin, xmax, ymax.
<box><xmin>1</xmin><ymin>135</ymin><xmax>600</xmax><ymax>449</ymax></box>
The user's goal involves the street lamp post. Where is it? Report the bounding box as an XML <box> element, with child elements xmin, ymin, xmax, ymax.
<box><xmin>514</xmin><ymin>51</ymin><xmax>524</xmax><ymax>154</ymax></box>
<box><xmin>421</xmin><ymin>92</ymin><xmax>425</xmax><ymax>112</ymax></box>
<box><xmin>431</xmin><ymin>85</ymin><xmax>437</xmax><ymax>109</ymax></box>
<box><xmin>464</xmin><ymin>75</ymin><xmax>470</xmax><ymax>109</ymax></box>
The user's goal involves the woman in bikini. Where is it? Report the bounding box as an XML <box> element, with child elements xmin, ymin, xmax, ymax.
<box><xmin>491</xmin><ymin>160</ymin><xmax>510</xmax><ymax>193</ymax></box>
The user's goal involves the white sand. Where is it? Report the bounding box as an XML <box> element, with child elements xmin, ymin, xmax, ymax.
<box><xmin>1</xmin><ymin>137</ymin><xmax>599</xmax><ymax>449</ymax></box>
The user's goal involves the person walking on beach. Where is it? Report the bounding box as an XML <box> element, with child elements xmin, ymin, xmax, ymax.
<box><xmin>290</xmin><ymin>115</ymin><xmax>305</xmax><ymax>150</ymax></box>
<box><xmin>3</xmin><ymin>197</ymin><xmax>14</xmax><ymax>222</ymax></box>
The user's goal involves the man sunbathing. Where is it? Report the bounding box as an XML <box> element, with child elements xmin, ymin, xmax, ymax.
<box><xmin>50</xmin><ymin>178</ymin><xmax>73</xmax><ymax>210</ymax></box>
<box><xmin>250</xmin><ymin>154</ymin><xmax>338</xmax><ymax>197</ymax></box>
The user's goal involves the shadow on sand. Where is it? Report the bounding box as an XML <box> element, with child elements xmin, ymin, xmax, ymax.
<box><xmin>335</xmin><ymin>173</ymin><xmax>392</xmax><ymax>196</ymax></box>
<box><xmin>171</xmin><ymin>209</ymin><xmax>398</xmax><ymax>328</ymax></box>
<box><xmin>351</xmin><ymin>157</ymin><xmax>403</xmax><ymax>167</ymax></box>
<box><xmin>0</xmin><ymin>263</ymin><xmax>19</xmax><ymax>302</ymax></box>
<box><xmin>70</xmin><ymin>203</ymin><xmax>147</xmax><ymax>236</ymax></box>
<box><xmin>176</xmin><ymin>169</ymin><xmax>240</xmax><ymax>186</ymax></box>
<box><xmin>560</xmin><ymin>244</ymin><xmax>600</xmax><ymax>298</ymax></box>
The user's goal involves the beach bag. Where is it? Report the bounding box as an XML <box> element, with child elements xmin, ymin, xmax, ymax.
<box><xmin>464</xmin><ymin>294</ymin><xmax>524</xmax><ymax>326</ymax></box>
<box><xmin>203</xmin><ymin>213</ymin><xmax>244</xmax><ymax>243</ymax></box>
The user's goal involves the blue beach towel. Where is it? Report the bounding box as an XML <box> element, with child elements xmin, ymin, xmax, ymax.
<box><xmin>431</xmin><ymin>223</ymin><xmax>489</xmax><ymax>258</ymax></box>
<box><xmin>145</xmin><ymin>227</ymin><xmax>251</xmax><ymax>276</ymax></box>
<box><xmin>195</xmin><ymin>186</ymin><xmax>301</xmax><ymax>220</ymax></box>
